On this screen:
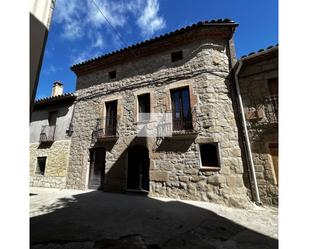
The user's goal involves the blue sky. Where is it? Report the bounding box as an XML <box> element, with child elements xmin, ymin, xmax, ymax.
<box><xmin>36</xmin><ymin>0</ymin><xmax>278</xmax><ymax>99</ymax></box>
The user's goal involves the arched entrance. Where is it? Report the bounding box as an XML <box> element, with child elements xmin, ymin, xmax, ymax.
<box><xmin>88</xmin><ymin>147</ymin><xmax>106</xmax><ymax>190</ymax></box>
<box><xmin>127</xmin><ymin>145</ymin><xmax>150</xmax><ymax>191</ymax></box>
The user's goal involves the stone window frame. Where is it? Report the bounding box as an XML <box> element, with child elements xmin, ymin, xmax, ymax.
<box><xmin>99</xmin><ymin>96</ymin><xmax>123</xmax><ymax>132</ymax></box>
<box><xmin>197</xmin><ymin>142</ymin><xmax>222</xmax><ymax>171</ymax></box>
<box><xmin>35</xmin><ymin>156</ymin><xmax>47</xmax><ymax>176</ymax></box>
<box><xmin>133</xmin><ymin>90</ymin><xmax>154</xmax><ymax>124</ymax></box>
<box><xmin>164</xmin><ymin>79</ymin><xmax>198</xmax><ymax>131</ymax></box>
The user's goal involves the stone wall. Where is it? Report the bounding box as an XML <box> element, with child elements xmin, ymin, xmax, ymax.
<box><xmin>66</xmin><ymin>38</ymin><xmax>251</xmax><ymax>207</ymax></box>
<box><xmin>30</xmin><ymin>140</ymin><xmax>71</xmax><ymax>188</ymax></box>
<box><xmin>238</xmin><ymin>54</ymin><xmax>278</xmax><ymax>206</ymax></box>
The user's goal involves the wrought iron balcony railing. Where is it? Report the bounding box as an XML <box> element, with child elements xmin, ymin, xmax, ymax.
<box><xmin>264</xmin><ymin>95</ymin><xmax>278</xmax><ymax>124</ymax></box>
<box><xmin>39</xmin><ymin>125</ymin><xmax>56</xmax><ymax>143</ymax></box>
<box><xmin>92</xmin><ymin>118</ymin><xmax>118</xmax><ymax>142</ymax></box>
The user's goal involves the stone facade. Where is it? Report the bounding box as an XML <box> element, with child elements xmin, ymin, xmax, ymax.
<box><xmin>66</xmin><ymin>23</ymin><xmax>251</xmax><ymax>208</ymax></box>
<box><xmin>237</xmin><ymin>46</ymin><xmax>278</xmax><ymax>206</ymax></box>
<box><xmin>30</xmin><ymin>88</ymin><xmax>75</xmax><ymax>189</ymax></box>
<box><xmin>30</xmin><ymin>140</ymin><xmax>71</xmax><ymax>188</ymax></box>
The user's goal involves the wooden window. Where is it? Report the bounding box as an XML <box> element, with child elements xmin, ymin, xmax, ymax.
<box><xmin>105</xmin><ymin>100</ymin><xmax>117</xmax><ymax>135</ymax></box>
<box><xmin>108</xmin><ymin>70</ymin><xmax>117</xmax><ymax>79</ymax></box>
<box><xmin>170</xmin><ymin>86</ymin><xmax>192</xmax><ymax>130</ymax></box>
<box><xmin>199</xmin><ymin>143</ymin><xmax>220</xmax><ymax>168</ymax></box>
<box><xmin>138</xmin><ymin>93</ymin><xmax>150</xmax><ymax>121</ymax></box>
<box><xmin>36</xmin><ymin>157</ymin><xmax>47</xmax><ymax>175</ymax></box>
<box><xmin>171</xmin><ymin>51</ymin><xmax>183</xmax><ymax>62</ymax></box>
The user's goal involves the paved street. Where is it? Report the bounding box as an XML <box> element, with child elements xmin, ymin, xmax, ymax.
<box><xmin>30</xmin><ymin>187</ymin><xmax>278</xmax><ymax>249</ymax></box>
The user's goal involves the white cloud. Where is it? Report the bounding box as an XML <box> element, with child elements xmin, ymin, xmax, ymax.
<box><xmin>137</xmin><ymin>0</ymin><xmax>166</xmax><ymax>37</ymax></box>
<box><xmin>43</xmin><ymin>65</ymin><xmax>59</xmax><ymax>75</ymax></box>
<box><xmin>53</xmin><ymin>0</ymin><xmax>84</xmax><ymax>40</ymax></box>
<box><xmin>86</xmin><ymin>0</ymin><xmax>127</xmax><ymax>28</ymax></box>
<box><xmin>53</xmin><ymin>0</ymin><xmax>166</xmax><ymax>65</ymax></box>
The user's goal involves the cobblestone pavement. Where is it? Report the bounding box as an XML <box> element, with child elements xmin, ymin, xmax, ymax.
<box><xmin>30</xmin><ymin>187</ymin><xmax>278</xmax><ymax>249</ymax></box>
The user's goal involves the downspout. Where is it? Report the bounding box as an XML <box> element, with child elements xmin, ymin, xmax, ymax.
<box><xmin>234</xmin><ymin>60</ymin><xmax>262</xmax><ymax>205</ymax></box>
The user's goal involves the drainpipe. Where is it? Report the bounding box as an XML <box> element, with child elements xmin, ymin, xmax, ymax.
<box><xmin>234</xmin><ymin>60</ymin><xmax>262</xmax><ymax>205</ymax></box>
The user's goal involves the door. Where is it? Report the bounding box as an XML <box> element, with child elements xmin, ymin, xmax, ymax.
<box><xmin>170</xmin><ymin>87</ymin><xmax>192</xmax><ymax>130</ymax></box>
<box><xmin>105</xmin><ymin>100</ymin><xmax>117</xmax><ymax>135</ymax></box>
<box><xmin>88</xmin><ymin>147</ymin><xmax>106</xmax><ymax>189</ymax></box>
<box><xmin>127</xmin><ymin>146</ymin><xmax>150</xmax><ymax>191</ymax></box>
<box><xmin>269</xmin><ymin>143</ymin><xmax>278</xmax><ymax>186</ymax></box>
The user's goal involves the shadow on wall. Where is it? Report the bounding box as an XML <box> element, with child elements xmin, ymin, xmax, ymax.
<box><xmin>30</xmin><ymin>190</ymin><xmax>278</xmax><ymax>248</ymax></box>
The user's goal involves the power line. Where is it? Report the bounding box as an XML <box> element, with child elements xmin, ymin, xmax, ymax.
<box><xmin>90</xmin><ymin>0</ymin><xmax>138</xmax><ymax>58</ymax></box>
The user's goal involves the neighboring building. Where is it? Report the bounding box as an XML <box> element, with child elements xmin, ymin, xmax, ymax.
<box><xmin>235</xmin><ymin>45</ymin><xmax>278</xmax><ymax>205</ymax></box>
<box><xmin>30</xmin><ymin>0</ymin><xmax>56</xmax><ymax>114</ymax></box>
<box><xmin>30</xmin><ymin>82</ymin><xmax>76</xmax><ymax>188</ymax></box>
<box><xmin>66</xmin><ymin>19</ymin><xmax>252</xmax><ymax>207</ymax></box>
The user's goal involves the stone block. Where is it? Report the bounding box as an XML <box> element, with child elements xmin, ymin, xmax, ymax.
<box><xmin>178</xmin><ymin>176</ymin><xmax>189</xmax><ymax>182</ymax></box>
<box><xmin>207</xmin><ymin>175</ymin><xmax>226</xmax><ymax>186</ymax></box>
<box><xmin>149</xmin><ymin>171</ymin><xmax>169</xmax><ymax>182</ymax></box>
<box><xmin>226</xmin><ymin>176</ymin><xmax>244</xmax><ymax>188</ymax></box>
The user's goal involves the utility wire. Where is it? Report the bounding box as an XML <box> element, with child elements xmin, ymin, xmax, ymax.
<box><xmin>90</xmin><ymin>0</ymin><xmax>139</xmax><ymax>58</ymax></box>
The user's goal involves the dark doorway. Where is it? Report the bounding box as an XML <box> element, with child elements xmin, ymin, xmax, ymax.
<box><xmin>127</xmin><ymin>146</ymin><xmax>150</xmax><ymax>191</ymax></box>
<box><xmin>88</xmin><ymin>147</ymin><xmax>106</xmax><ymax>190</ymax></box>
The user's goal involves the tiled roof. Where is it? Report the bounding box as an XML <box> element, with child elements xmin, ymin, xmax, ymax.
<box><xmin>71</xmin><ymin>18</ymin><xmax>238</xmax><ymax>70</ymax></box>
<box><xmin>240</xmin><ymin>44</ymin><xmax>278</xmax><ymax>60</ymax></box>
<box><xmin>34</xmin><ymin>93</ymin><xmax>76</xmax><ymax>106</ymax></box>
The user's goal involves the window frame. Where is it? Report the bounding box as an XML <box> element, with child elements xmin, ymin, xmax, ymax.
<box><xmin>170</xmin><ymin>86</ymin><xmax>192</xmax><ymax>130</ymax></box>
<box><xmin>137</xmin><ymin>93</ymin><xmax>151</xmax><ymax>122</ymax></box>
<box><xmin>105</xmin><ymin>100</ymin><xmax>118</xmax><ymax>135</ymax></box>
<box><xmin>198</xmin><ymin>143</ymin><xmax>221</xmax><ymax>170</ymax></box>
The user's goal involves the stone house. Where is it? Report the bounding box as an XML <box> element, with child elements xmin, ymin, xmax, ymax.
<box><xmin>30</xmin><ymin>82</ymin><xmax>76</xmax><ymax>188</ymax></box>
<box><xmin>65</xmin><ymin>19</ymin><xmax>253</xmax><ymax>207</ymax></box>
<box><xmin>234</xmin><ymin>45</ymin><xmax>278</xmax><ymax>205</ymax></box>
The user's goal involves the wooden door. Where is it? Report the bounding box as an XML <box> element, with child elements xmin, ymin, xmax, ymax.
<box><xmin>269</xmin><ymin>143</ymin><xmax>278</xmax><ymax>185</ymax></box>
<box><xmin>88</xmin><ymin>148</ymin><xmax>106</xmax><ymax>189</ymax></box>
<box><xmin>127</xmin><ymin>146</ymin><xmax>150</xmax><ymax>191</ymax></box>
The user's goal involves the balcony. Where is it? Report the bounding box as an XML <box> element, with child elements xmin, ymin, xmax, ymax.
<box><xmin>157</xmin><ymin>118</ymin><xmax>197</xmax><ymax>139</ymax></box>
<box><xmin>39</xmin><ymin>125</ymin><xmax>55</xmax><ymax>143</ymax></box>
<box><xmin>92</xmin><ymin>118</ymin><xmax>118</xmax><ymax>143</ymax></box>
<box><xmin>264</xmin><ymin>95</ymin><xmax>278</xmax><ymax>124</ymax></box>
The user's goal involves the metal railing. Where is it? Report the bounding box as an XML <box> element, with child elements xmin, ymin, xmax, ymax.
<box><xmin>264</xmin><ymin>95</ymin><xmax>278</xmax><ymax>124</ymax></box>
<box><xmin>39</xmin><ymin>125</ymin><xmax>56</xmax><ymax>143</ymax></box>
<box><xmin>92</xmin><ymin>118</ymin><xmax>117</xmax><ymax>142</ymax></box>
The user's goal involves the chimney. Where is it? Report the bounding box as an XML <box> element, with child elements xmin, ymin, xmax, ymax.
<box><xmin>52</xmin><ymin>81</ymin><xmax>63</xmax><ymax>96</ymax></box>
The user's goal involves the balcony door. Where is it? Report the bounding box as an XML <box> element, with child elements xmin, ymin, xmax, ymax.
<box><xmin>88</xmin><ymin>147</ymin><xmax>106</xmax><ymax>190</ymax></box>
<box><xmin>170</xmin><ymin>87</ymin><xmax>192</xmax><ymax>130</ymax></box>
<box><xmin>105</xmin><ymin>100</ymin><xmax>117</xmax><ymax>136</ymax></box>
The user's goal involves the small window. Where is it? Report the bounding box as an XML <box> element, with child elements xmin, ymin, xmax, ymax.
<box><xmin>199</xmin><ymin>143</ymin><xmax>220</xmax><ymax>168</ymax></box>
<box><xmin>138</xmin><ymin>93</ymin><xmax>150</xmax><ymax>121</ymax></box>
<box><xmin>171</xmin><ymin>51</ymin><xmax>183</xmax><ymax>62</ymax></box>
<box><xmin>36</xmin><ymin>157</ymin><xmax>47</xmax><ymax>175</ymax></box>
<box><xmin>108</xmin><ymin>70</ymin><xmax>117</xmax><ymax>79</ymax></box>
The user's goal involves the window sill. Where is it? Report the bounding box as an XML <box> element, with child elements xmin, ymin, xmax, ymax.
<box><xmin>199</xmin><ymin>166</ymin><xmax>220</xmax><ymax>171</ymax></box>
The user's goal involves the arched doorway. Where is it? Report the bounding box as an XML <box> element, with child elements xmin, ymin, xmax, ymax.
<box><xmin>88</xmin><ymin>147</ymin><xmax>106</xmax><ymax>190</ymax></box>
<box><xmin>127</xmin><ymin>145</ymin><xmax>150</xmax><ymax>191</ymax></box>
